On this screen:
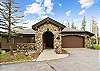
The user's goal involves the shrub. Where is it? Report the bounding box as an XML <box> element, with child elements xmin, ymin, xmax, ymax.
<box><xmin>94</xmin><ymin>44</ymin><xmax>100</xmax><ymax>50</ymax></box>
<box><xmin>0</xmin><ymin>50</ymin><xmax>6</xmax><ymax>59</ymax></box>
<box><xmin>0</xmin><ymin>50</ymin><xmax>6</xmax><ymax>54</ymax></box>
<box><xmin>89</xmin><ymin>44</ymin><xmax>100</xmax><ymax>50</ymax></box>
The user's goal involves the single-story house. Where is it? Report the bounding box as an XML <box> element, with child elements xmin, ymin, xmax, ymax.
<box><xmin>32</xmin><ymin>17</ymin><xmax>94</xmax><ymax>50</ymax></box>
<box><xmin>0</xmin><ymin>17</ymin><xmax>94</xmax><ymax>51</ymax></box>
<box><xmin>0</xmin><ymin>29</ymin><xmax>35</xmax><ymax>50</ymax></box>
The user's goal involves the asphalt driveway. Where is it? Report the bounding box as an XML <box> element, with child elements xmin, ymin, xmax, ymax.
<box><xmin>0</xmin><ymin>48</ymin><xmax>100</xmax><ymax>71</ymax></box>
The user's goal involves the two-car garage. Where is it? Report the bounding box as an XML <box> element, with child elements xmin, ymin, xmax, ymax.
<box><xmin>62</xmin><ymin>35</ymin><xmax>84</xmax><ymax>48</ymax></box>
<box><xmin>61</xmin><ymin>27</ymin><xmax>94</xmax><ymax>48</ymax></box>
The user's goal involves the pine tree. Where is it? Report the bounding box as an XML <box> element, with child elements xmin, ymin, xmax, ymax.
<box><xmin>71</xmin><ymin>20</ymin><xmax>76</xmax><ymax>29</ymax></box>
<box><xmin>0</xmin><ymin>0</ymin><xmax>23</xmax><ymax>53</ymax></box>
<box><xmin>91</xmin><ymin>17</ymin><xmax>98</xmax><ymax>44</ymax></box>
<box><xmin>81</xmin><ymin>16</ymin><xmax>86</xmax><ymax>31</ymax></box>
<box><xmin>65</xmin><ymin>20</ymin><xmax>70</xmax><ymax>28</ymax></box>
<box><xmin>67</xmin><ymin>22</ymin><xmax>70</xmax><ymax>28</ymax></box>
<box><xmin>97</xmin><ymin>25</ymin><xmax>99</xmax><ymax>44</ymax></box>
<box><xmin>92</xmin><ymin>17</ymin><xmax>97</xmax><ymax>36</ymax></box>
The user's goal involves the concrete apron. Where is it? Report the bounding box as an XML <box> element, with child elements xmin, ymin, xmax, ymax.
<box><xmin>36</xmin><ymin>49</ymin><xmax>69</xmax><ymax>61</ymax></box>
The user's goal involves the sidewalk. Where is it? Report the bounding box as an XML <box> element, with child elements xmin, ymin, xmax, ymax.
<box><xmin>36</xmin><ymin>49</ymin><xmax>69</xmax><ymax>61</ymax></box>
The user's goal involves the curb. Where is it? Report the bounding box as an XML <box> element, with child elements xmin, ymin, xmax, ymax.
<box><xmin>0</xmin><ymin>59</ymin><xmax>36</xmax><ymax>65</ymax></box>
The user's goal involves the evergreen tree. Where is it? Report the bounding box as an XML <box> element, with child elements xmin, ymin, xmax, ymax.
<box><xmin>91</xmin><ymin>17</ymin><xmax>98</xmax><ymax>44</ymax></box>
<box><xmin>65</xmin><ymin>20</ymin><xmax>70</xmax><ymax>28</ymax></box>
<box><xmin>0</xmin><ymin>0</ymin><xmax>23</xmax><ymax>52</ymax></box>
<box><xmin>81</xmin><ymin>16</ymin><xmax>86</xmax><ymax>31</ymax></box>
<box><xmin>92</xmin><ymin>17</ymin><xmax>98</xmax><ymax>36</ymax></box>
<box><xmin>97</xmin><ymin>25</ymin><xmax>99</xmax><ymax>44</ymax></box>
<box><xmin>67</xmin><ymin>21</ymin><xmax>70</xmax><ymax>28</ymax></box>
<box><xmin>71</xmin><ymin>20</ymin><xmax>76</xmax><ymax>29</ymax></box>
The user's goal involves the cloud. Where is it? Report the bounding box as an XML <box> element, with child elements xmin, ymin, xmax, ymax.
<box><xmin>23</xmin><ymin>19</ymin><xmax>40</xmax><ymax>28</ymax></box>
<box><xmin>79</xmin><ymin>0</ymin><xmax>95</xmax><ymax>16</ymax></box>
<box><xmin>79</xmin><ymin>9</ymin><xmax>86</xmax><ymax>15</ymax></box>
<box><xmin>24</xmin><ymin>3</ymin><xmax>41</xmax><ymax>15</ymax></box>
<box><xmin>35</xmin><ymin>0</ymin><xmax>43</xmax><ymax>3</ymax></box>
<box><xmin>79</xmin><ymin>0</ymin><xmax>94</xmax><ymax>9</ymax></box>
<box><xmin>65</xmin><ymin>10</ymin><xmax>71</xmax><ymax>17</ymax></box>
<box><xmin>0</xmin><ymin>0</ymin><xmax>3</xmax><ymax>2</ymax></box>
<box><xmin>23</xmin><ymin>15</ymin><xmax>48</xmax><ymax>28</ymax></box>
<box><xmin>44</xmin><ymin>0</ymin><xmax>53</xmax><ymax>13</ymax></box>
<box><xmin>59</xmin><ymin>4</ymin><xmax>62</xmax><ymax>7</ymax></box>
<box><xmin>24</xmin><ymin>0</ymin><xmax>53</xmax><ymax>19</ymax></box>
<box><xmin>40</xmin><ymin>15</ymin><xmax>48</xmax><ymax>19</ymax></box>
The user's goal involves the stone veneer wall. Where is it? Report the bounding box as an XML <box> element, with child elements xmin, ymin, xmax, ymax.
<box><xmin>35</xmin><ymin>22</ymin><xmax>62</xmax><ymax>52</ymax></box>
<box><xmin>84</xmin><ymin>36</ymin><xmax>90</xmax><ymax>48</ymax></box>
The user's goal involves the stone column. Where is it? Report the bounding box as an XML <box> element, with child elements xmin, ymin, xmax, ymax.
<box><xmin>84</xmin><ymin>36</ymin><xmax>90</xmax><ymax>48</ymax></box>
<box><xmin>54</xmin><ymin>30</ymin><xmax>62</xmax><ymax>54</ymax></box>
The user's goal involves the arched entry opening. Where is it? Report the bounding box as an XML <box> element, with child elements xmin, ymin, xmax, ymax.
<box><xmin>43</xmin><ymin>31</ymin><xmax>54</xmax><ymax>49</ymax></box>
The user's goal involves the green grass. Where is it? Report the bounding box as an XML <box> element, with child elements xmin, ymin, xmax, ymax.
<box><xmin>0</xmin><ymin>51</ymin><xmax>12</xmax><ymax>62</ymax></box>
<box><xmin>14</xmin><ymin>53</ymin><xmax>32</xmax><ymax>61</ymax></box>
<box><xmin>0</xmin><ymin>50</ymin><xmax>7</xmax><ymax>59</ymax></box>
<box><xmin>0</xmin><ymin>50</ymin><xmax>33</xmax><ymax>63</ymax></box>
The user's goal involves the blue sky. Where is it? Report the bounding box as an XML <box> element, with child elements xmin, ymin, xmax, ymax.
<box><xmin>15</xmin><ymin>0</ymin><xmax>100</xmax><ymax>31</ymax></box>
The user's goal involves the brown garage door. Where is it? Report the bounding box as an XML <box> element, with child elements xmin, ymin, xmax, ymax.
<box><xmin>62</xmin><ymin>35</ymin><xmax>84</xmax><ymax>48</ymax></box>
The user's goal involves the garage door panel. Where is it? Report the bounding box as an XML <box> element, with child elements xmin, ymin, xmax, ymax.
<box><xmin>62</xmin><ymin>36</ymin><xmax>84</xmax><ymax>48</ymax></box>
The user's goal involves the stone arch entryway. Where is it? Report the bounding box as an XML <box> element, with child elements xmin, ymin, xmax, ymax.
<box><xmin>43</xmin><ymin>31</ymin><xmax>54</xmax><ymax>49</ymax></box>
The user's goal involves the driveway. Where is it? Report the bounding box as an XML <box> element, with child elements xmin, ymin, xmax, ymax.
<box><xmin>0</xmin><ymin>48</ymin><xmax>99</xmax><ymax>71</ymax></box>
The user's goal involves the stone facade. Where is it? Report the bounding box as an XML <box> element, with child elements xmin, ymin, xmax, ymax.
<box><xmin>35</xmin><ymin>22</ymin><xmax>62</xmax><ymax>53</ymax></box>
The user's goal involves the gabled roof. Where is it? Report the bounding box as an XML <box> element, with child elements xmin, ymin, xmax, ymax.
<box><xmin>62</xmin><ymin>27</ymin><xmax>79</xmax><ymax>32</ymax></box>
<box><xmin>18</xmin><ymin>28</ymin><xmax>35</xmax><ymax>34</ymax></box>
<box><xmin>61</xmin><ymin>27</ymin><xmax>94</xmax><ymax>37</ymax></box>
<box><xmin>32</xmin><ymin>17</ymin><xmax>66</xmax><ymax>30</ymax></box>
<box><xmin>22</xmin><ymin>29</ymin><xmax>35</xmax><ymax>34</ymax></box>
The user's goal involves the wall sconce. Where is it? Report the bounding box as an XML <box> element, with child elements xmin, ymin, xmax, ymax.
<box><xmin>56</xmin><ymin>35</ymin><xmax>60</xmax><ymax>40</ymax></box>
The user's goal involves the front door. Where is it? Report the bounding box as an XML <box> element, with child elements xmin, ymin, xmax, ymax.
<box><xmin>43</xmin><ymin>31</ymin><xmax>54</xmax><ymax>49</ymax></box>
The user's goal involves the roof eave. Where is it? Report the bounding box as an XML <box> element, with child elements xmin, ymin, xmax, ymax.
<box><xmin>32</xmin><ymin>17</ymin><xmax>66</xmax><ymax>30</ymax></box>
<box><xmin>60</xmin><ymin>31</ymin><xmax>94</xmax><ymax>37</ymax></box>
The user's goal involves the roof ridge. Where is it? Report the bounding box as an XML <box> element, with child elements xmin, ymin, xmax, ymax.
<box><xmin>32</xmin><ymin>17</ymin><xmax>66</xmax><ymax>30</ymax></box>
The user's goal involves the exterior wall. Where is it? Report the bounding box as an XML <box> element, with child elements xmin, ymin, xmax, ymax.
<box><xmin>16</xmin><ymin>43</ymin><xmax>35</xmax><ymax>50</ymax></box>
<box><xmin>0</xmin><ymin>35</ymin><xmax>35</xmax><ymax>50</ymax></box>
<box><xmin>85</xmin><ymin>36</ymin><xmax>91</xmax><ymax>48</ymax></box>
<box><xmin>35</xmin><ymin>22</ymin><xmax>62</xmax><ymax>52</ymax></box>
<box><xmin>14</xmin><ymin>36</ymin><xmax>35</xmax><ymax>43</ymax></box>
<box><xmin>0</xmin><ymin>37</ymin><xmax>16</xmax><ymax>49</ymax></box>
<box><xmin>83</xmin><ymin>34</ymin><xmax>92</xmax><ymax>48</ymax></box>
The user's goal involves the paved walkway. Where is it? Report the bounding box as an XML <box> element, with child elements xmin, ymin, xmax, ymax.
<box><xmin>36</xmin><ymin>49</ymin><xmax>69</xmax><ymax>61</ymax></box>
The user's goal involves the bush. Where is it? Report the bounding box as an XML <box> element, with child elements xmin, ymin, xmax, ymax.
<box><xmin>94</xmin><ymin>44</ymin><xmax>100</xmax><ymax>50</ymax></box>
<box><xmin>90</xmin><ymin>44</ymin><xmax>100</xmax><ymax>50</ymax></box>
<box><xmin>0</xmin><ymin>50</ymin><xmax>6</xmax><ymax>59</ymax></box>
<box><xmin>0</xmin><ymin>50</ymin><xmax>6</xmax><ymax>54</ymax></box>
<box><xmin>0</xmin><ymin>51</ymin><xmax>13</xmax><ymax>62</ymax></box>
